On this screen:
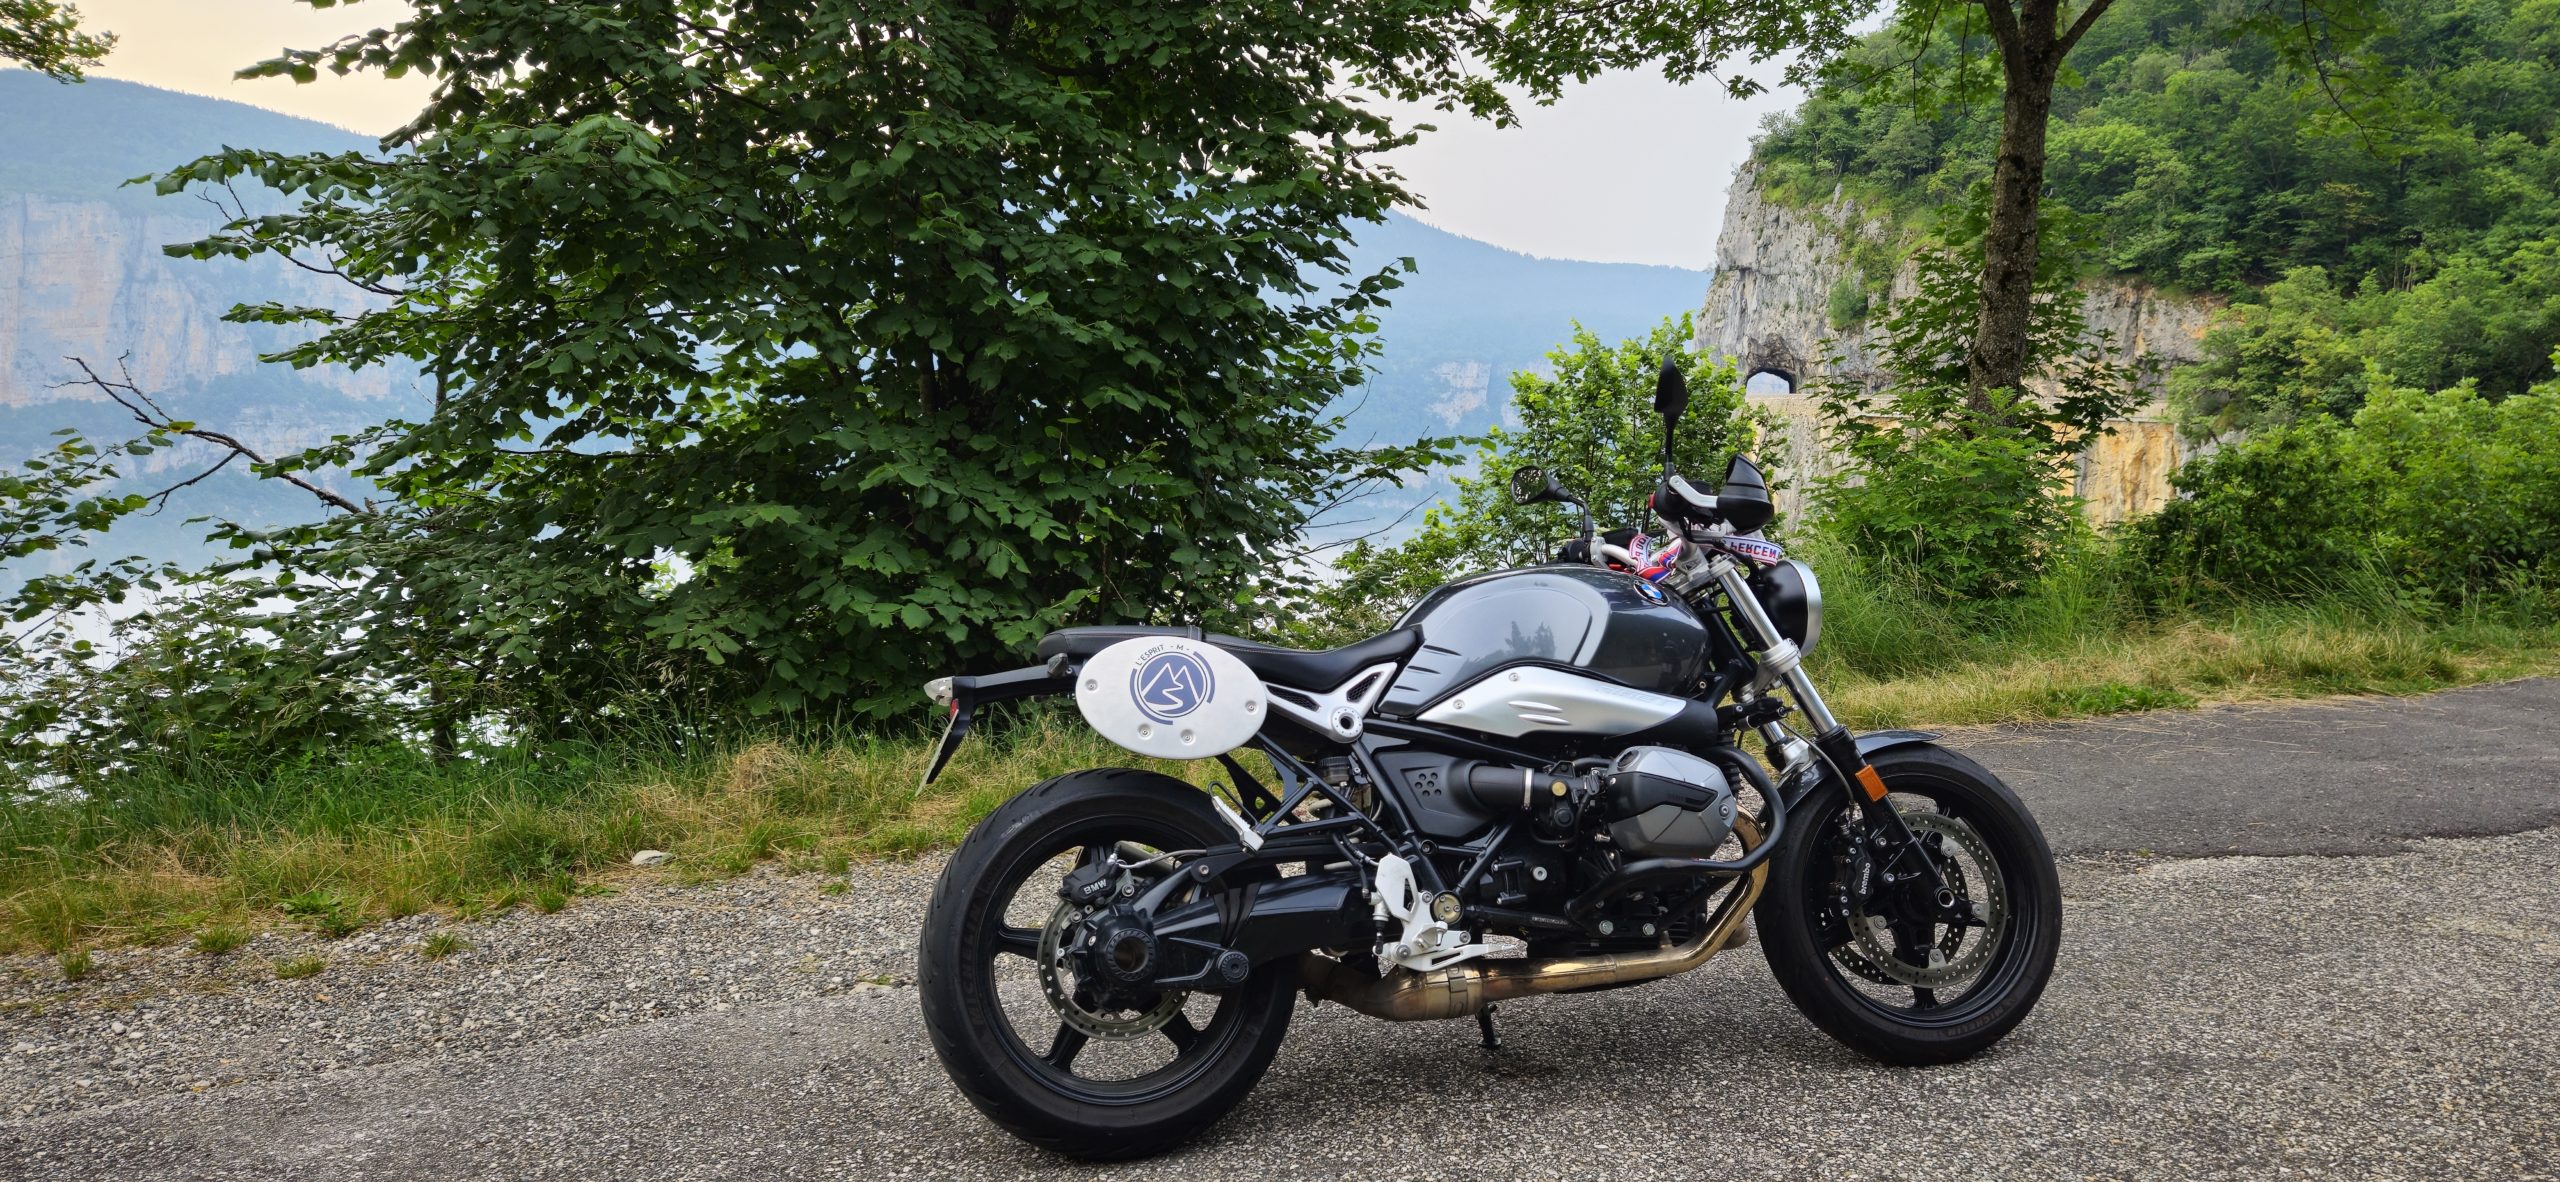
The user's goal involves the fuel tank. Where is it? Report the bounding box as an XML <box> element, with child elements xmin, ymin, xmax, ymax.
<box><xmin>1375</xmin><ymin>565</ymin><xmax>1712</xmax><ymax>720</ymax></box>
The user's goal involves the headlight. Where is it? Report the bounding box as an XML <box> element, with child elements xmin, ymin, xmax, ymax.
<box><xmin>1794</xmin><ymin>560</ymin><xmax>1823</xmax><ymax>657</ymax></box>
<box><xmin>1748</xmin><ymin>559</ymin><xmax>1822</xmax><ymax>658</ymax></box>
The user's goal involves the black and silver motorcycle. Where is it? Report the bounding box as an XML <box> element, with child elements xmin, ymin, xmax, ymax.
<box><xmin>915</xmin><ymin>360</ymin><xmax>2061</xmax><ymax>1159</ymax></box>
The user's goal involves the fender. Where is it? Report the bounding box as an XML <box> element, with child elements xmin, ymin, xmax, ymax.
<box><xmin>1781</xmin><ymin>729</ymin><xmax>1941</xmax><ymax>811</ymax></box>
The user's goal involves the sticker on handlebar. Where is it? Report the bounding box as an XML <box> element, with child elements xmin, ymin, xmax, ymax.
<box><xmin>1715</xmin><ymin>535</ymin><xmax>1786</xmax><ymax>566</ymax></box>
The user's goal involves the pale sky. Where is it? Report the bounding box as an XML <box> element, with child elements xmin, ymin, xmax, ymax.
<box><xmin>67</xmin><ymin>0</ymin><xmax>1801</xmax><ymax>269</ymax></box>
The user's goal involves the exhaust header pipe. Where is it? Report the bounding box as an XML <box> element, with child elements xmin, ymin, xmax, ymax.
<box><xmin>1300</xmin><ymin>818</ymin><xmax>1767</xmax><ymax>1023</ymax></box>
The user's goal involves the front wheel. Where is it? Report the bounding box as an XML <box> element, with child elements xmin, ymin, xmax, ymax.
<box><xmin>917</xmin><ymin>768</ymin><xmax>1297</xmax><ymax>1159</ymax></box>
<box><xmin>1758</xmin><ymin>743</ymin><xmax>2061</xmax><ymax>1064</ymax></box>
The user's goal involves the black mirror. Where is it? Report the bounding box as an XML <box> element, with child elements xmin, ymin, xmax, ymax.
<box><xmin>1510</xmin><ymin>465</ymin><xmax>1569</xmax><ymax>506</ymax></box>
<box><xmin>1653</xmin><ymin>357</ymin><xmax>1690</xmax><ymax>430</ymax></box>
<box><xmin>1718</xmin><ymin>453</ymin><xmax>1775</xmax><ymax>533</ymax></box>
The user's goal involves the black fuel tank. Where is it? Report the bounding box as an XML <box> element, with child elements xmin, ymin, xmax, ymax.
<box><xmin>1376</xmin><ymin>566</ymin><xmax>1711</xmax><ymax>717</ymax></box>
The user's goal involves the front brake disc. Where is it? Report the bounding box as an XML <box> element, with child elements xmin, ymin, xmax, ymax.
<box><xmin>1836</xmin><ymin>811</ymin><xmax>2009</xmax><ymax>990</ymax></box>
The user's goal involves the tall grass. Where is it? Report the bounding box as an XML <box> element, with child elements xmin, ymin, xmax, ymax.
<box><xmin>1804</xmin><ymin>532</ymin><xmax>2560</xmax><ymax>726</ymax></box>
<box><xmin>7</xmin><ymin>553</ymin><xmax>2556</xmax><ymax>954</ymax></box>
<box><xmin>0</xmin><ymin>712</ymin><xmax>1168</xmax><ymax>954</ymax></box>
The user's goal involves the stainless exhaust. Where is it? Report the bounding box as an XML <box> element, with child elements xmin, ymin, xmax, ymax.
<box><xmin>1300</xmin><ymin>817</ymin><xmax>1769</xmax><ymax>1022</ymax></box>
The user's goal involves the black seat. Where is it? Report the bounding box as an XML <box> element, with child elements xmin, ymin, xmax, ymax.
<box><xmin>1036</xmin><ymin>625</ymin><xmax>1421</xmax><ymax>692</ymax></box>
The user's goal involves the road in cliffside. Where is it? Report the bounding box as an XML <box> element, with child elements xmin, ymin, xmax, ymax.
<box><xmin>6</xmin><ymin>680</ymin><xmax>2559</xmax><ymax>1181</ymax></box>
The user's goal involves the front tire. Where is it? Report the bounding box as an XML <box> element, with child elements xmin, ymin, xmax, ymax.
<box><xmin>1758</xmin><ymin>743</ymin><xmax>2061</xmax><ymax>1065</ymax></box>
<box><xmin>918</xmin><ymin>768</ymin><xmax>1296</xmax><ymax>1159</ymax></box>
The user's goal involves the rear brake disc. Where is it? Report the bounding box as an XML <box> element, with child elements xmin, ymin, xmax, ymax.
<box><xmin>1035</xmin><ymin>899</ymin><xmax>1187</xmax><ymax>1041</ymax></box>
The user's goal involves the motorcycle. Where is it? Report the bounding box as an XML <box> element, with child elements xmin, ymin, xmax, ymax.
<box><xmin>914</xmin><ymin>359</ymin><xmax>2061</xmax><ymax>1159</ymax></box>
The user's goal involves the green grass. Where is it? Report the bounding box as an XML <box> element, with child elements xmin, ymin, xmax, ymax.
<box><xmin>191</xmin><ymin>925</ymin><xmax>248</xmax><ymax>955</ymax></box>
<box><xmin>1803</xmin><ymin>537</ymin><xmax>2560</xmax><ymax>728</ymax></box>
<box><xmin>0</xmin><ymin>713</ymin><xmax>1164</xmax><ymax>954</ymax></box>
<box><xmin>5</xmin><ymin>571</ymin><xmax>2555</xmax><ymax>955</ymax></box>
<box><xmin>273</xmin><ymin>955</ymin><xmax>324</xmax><ymax>980</ymax></box>
<box><xmin>419</xmin><ymin>931</ymin><xmax>469</xmax><ymax>961</ymax></box>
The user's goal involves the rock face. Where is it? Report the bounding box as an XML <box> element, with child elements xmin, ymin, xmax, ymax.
<box><xmin>1695</xmin><ymin>163</ymin><xmax>2219</xmax><ymax>524</ymax></box>
<box><xmin>0</xmin><ymin>193</ymin><xmax>417</xmax><ymax>578</ymax></box>
<box><xmin>0</xmin><ymin>193</ymin><xmax>405</xmax><ymax>448</ymax></box>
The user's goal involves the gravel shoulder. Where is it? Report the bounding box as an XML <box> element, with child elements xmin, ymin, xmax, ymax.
<box><xmin>5</xmin><ymin>680</ymin><xmax>2558</xmax><ymax>1179</ymax></box>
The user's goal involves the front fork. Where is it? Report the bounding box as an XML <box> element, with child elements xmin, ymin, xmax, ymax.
<box><xmin>1709</xmin><ymin>556</ymin><xmax>1949</xmax><ymax>893</ymax></box>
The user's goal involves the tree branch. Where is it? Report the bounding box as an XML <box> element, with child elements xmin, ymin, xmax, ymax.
<box><xmin>64</xmin><ymin>357</ymin><xmax>367</xmax><ymax>516</ymax></box>
<box><xmin>1976</xmin><ymin>0</ymin><xmax>2025</xmax><ymax>53</ymax></box>
<box><xmin>2058</xmin><ymin>0</ymin><xmax>2119</xmax><ymax>56</ymax></box>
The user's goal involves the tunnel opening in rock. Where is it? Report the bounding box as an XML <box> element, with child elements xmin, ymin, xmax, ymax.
<box><xmin>1744</xmin><ymin>369</ymin><xmax>1797</xmax><ymax>397</ymax></box>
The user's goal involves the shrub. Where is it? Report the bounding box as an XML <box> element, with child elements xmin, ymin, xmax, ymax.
<box><xmin>1816</xmin><ymin>393</ymin><xmax>2087</xmax><ymax>600</ymax></box>
<box><xmin>2140</xmin><ymin>373</ymin><xmax>2560</xmax><ymax>602</ymax></box>
<box><xmin>2135</xmin><ymin>417</ymin><xmax>2381</xmax><ymax>601</ymax></box>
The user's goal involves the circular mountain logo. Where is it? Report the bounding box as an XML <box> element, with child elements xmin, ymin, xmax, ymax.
<box><xmin>1130</xmin><ymin>650</ymin><xmax>1215</xmax><ymax>723</ymax></box>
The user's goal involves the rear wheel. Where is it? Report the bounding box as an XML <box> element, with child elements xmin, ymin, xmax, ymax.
<box><xmin>1758</xmin><ymin>743</ymin><xmax>2061</xmax><ymax>1064</ymax></box>
<box><xmin>917</xmin><ymin>769</ymin><xmax>1296</xmax><ymax>1159</ymax></box>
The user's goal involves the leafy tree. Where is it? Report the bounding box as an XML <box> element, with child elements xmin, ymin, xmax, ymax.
<box><xmin>160</xmin><ymin>0</ymin><xmax>1486</xmax><ymax>718</ymax></box>
<box><xmin>1813</xmin><ymin>206</ymin><xmax>2144</xmax><ymax>599</ymax></box>
<box><xmin>1480</xmin><ymin>0</ymin><xmax>2384</xmax><ymax>408</ymax></box>
<box><xmin>1760</xmin><ymin>0</ymin><xmax>2558</xmax><ymax>415</ymax></box>
<box><xmin>1286</xmin><ymin>316</ymin><xmax>1761</xmax><ymax>647</ymax></box>
<box><xmin>0</xmin><ymin>0</ymin><xmax>111</xmax><ymax>80</ymax></box>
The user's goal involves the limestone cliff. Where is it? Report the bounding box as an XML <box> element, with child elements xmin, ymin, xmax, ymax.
<box><xmin>1</xmin><ymin>74</ymin><xmax>426</xmax><ymax>577</ymax></box>
<box><xmin>0</xmin><ymin>194</ymin><xmax>406</xmax><ymax>458</ymax></box>
<box><xmin>1695</xmin><ymin>163</ymin><xmax>2218</xmax><ymax>524</ymax></box>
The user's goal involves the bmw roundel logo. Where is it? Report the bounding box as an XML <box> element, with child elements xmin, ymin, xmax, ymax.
<box><xmin>1131</xmin><ymin>649</ymin><xmax>1216</xmax><ymax>723</ymax></box>
<box><xmin>1638</xmin><ymin>581</ymin><xmax>1667</xmax><ymax>603</ymax></box>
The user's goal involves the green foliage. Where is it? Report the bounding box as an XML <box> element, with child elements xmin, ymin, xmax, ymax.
<box><xmin>154</xmin><ymin>0</ymin><xmax>1488</xmax><ymax>723</ymax></box>
<box><xmin>1</xmin><ymin>423</ymin><xmax>183</xmax><ymax>639</ymax></box>
<box><xmin>273</xmin><ymin>955</ymin><xmax>324</xmax><ymax>980</ymax></box>
<box><xmin>0</xmin><ymin>0</ymin><xmax>113</xmax><ymax>80</ymax></box>
<box><xmin>419</xmin><ymin>931</ymin><xmax>469</xmax><ymax>960</ymax></box>
<box><xmin>1818</xmin><ymin>400</ymin><xmax>2090</xmax><ymax>601</ymax></box>
<box><xmin>1826</xmin><ymin>274</ymin><xmax>1873</xmax><ymax>329</ymax></box>
<box><xmin>1761</xmin><ymin>0</ymin><xmax>2560</xmax><ymax>405</ymax></box>
<box><xmin>1471</xmin><ymin>0</ymin><xmax>1880</xmax><ymax>103</ymax></box>
<box><xmin>2141</xmin><ymin>367</ymin><xmax>2560</xmax><ymax>602</ymax></box>
<box><xmin>1285</xmin><ymin>316</ymin><xmax>1761</xmax><ymax>645</ymax></box>
<box><xmin>1814</xmin><ymin>210</ymin><xmax>2144</xmax><ymax>600</ymax></box>
<box><xmin>2</xmin><ymin>579</ymin><xmax>399</xmax><ymax>788</ymax></box>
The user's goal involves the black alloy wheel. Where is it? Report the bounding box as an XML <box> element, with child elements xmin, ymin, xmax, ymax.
<box><xmin>1757</xmin><ymin>743</ymin><xmax>2062</xmax><ymax>1064</ymax></box>
<box><xmin>917</xmin><ymin>769</ymin><xmax>1297</xmax><ymax>1159</ymax></box>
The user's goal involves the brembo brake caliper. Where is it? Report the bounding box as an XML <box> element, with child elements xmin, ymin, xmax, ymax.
<box><xmin>1811</xmin><ymin>728</ymin><xmax>1951</xmax><ymax>896</ymax></box>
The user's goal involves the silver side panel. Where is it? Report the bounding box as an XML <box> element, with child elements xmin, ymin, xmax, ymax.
<box><xmin>1414</xmin><ymin>666</ymin><xmax>1687</xmax><ymax>738</ymax></box>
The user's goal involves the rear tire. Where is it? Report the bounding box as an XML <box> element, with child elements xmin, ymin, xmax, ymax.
<box><xmin>918</xmin><ymin>768</ymin><xmax>1296</xmax><ymax>1159</ymax></box>
<box><xmin>1758</xmin><ymin>743</ymin><xmax>2061</xmax><ymax>1065</ymax></box>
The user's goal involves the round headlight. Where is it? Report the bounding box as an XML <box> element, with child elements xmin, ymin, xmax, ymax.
<box><xmin>1791</xmin><ymin>559</ymin><xmax>1823</xmax><ymax>657</ymax></box>
<box><xmin>1747</xmin><ymin>558</ymin><xmax>1823</xmax><ymax>657</ymax></box>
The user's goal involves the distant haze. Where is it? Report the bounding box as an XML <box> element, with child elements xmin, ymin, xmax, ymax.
<box><xmin>59</xmin><ymin>0</ymin><xmax>1795</xmax><ymax>269</ymax></box>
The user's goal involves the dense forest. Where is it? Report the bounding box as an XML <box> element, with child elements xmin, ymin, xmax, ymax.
<box><xmin>1754</xmin><ymin>0</ymin><xmax>2560</xmax><ymax>428</ymax></box>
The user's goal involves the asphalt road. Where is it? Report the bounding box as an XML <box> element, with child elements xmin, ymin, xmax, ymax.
<box><xmin>8</xmin><ymin>680</ymin><xmax>2559</xmax><ymax>1181</ymax></box>
<box><xmin>1958</xmin><ymin>676</ymin><xmax>2560</xmax><ymax>857</ymax></box>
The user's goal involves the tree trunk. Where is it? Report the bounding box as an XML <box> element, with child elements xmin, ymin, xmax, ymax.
<box><xmin>1965</xmin><ymin>47</ymin><xmax>2060</xmax><ymax>411</ymax></box>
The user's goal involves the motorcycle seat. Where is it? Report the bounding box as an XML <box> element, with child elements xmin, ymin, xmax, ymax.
<box><xmin>1036</xmin><ymin>625</ymin><xmax>1421</xmax><ymax>692</ymax></box>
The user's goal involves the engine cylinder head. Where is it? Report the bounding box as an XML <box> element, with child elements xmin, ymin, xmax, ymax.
<box><xmin>1601</xmin><ymin>746</ymin><xmax>1738</xmax><ymax>858</ymax></box>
